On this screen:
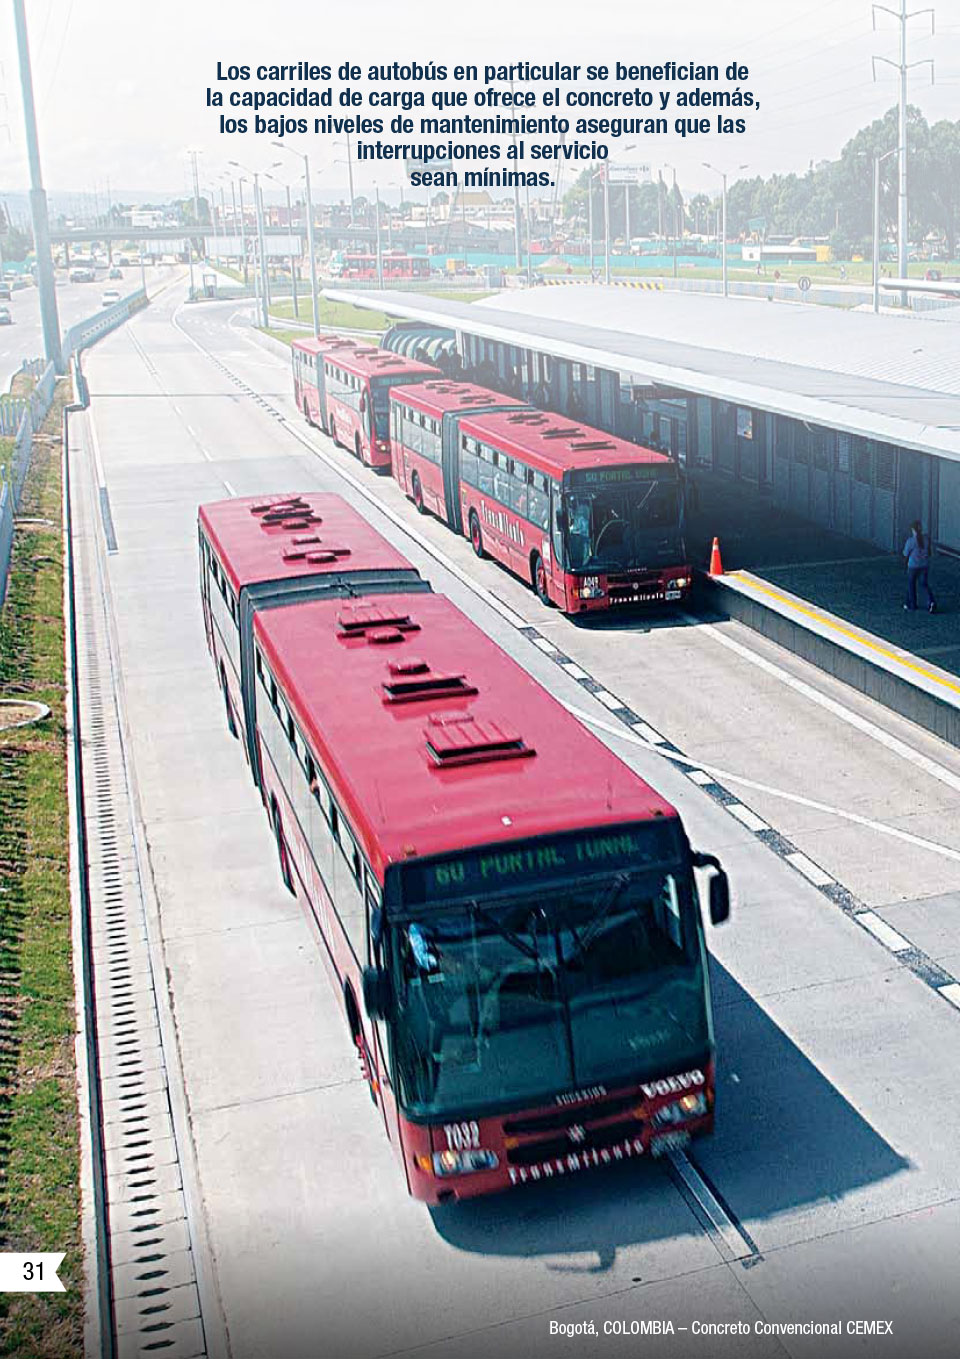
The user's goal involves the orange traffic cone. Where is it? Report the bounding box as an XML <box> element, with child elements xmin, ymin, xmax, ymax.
<box><xmin>709</xmin><ymin>537</ymin><xmax>724</xmax><ymax>576</ymax></box>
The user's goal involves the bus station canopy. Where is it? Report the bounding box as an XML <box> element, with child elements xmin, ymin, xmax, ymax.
<box><xmin>323</xmin><ymin>285</ymin><xmax>960</xmax><ymax>465</ymax></box>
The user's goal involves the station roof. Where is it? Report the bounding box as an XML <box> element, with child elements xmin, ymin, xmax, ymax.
<box><xmin>324</xmin><ymin>285</ymin><xmax>960</xmax><ymax>465</ymax></box>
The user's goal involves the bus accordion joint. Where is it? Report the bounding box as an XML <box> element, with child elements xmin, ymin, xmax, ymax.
<box><xmin>424</xmin><ymin>714</ymin><xmax>536</xmax><ymax>769</ymax></box>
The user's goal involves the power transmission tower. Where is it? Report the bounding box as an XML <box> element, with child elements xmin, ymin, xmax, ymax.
<box><xmin>873</xmin><ymin>0</ymin><xmax>934</xmax><ymax>306</ymax></box>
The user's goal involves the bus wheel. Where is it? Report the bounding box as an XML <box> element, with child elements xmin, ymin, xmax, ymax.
<box><xmin>302</xmin><ymin>397</ymin><xmax>313</xmax><ymax>427</ymax></box>
<box><xmin>271</xmin><ymin>801</ymin><xmax>296</xmax><ymax>896</ymax></box>
<box><xmin>412</xmin><ymin>474</ymin><xmax>425</xmax><ymax>515</ymax></box>
<box><xmin>331</xmin><ymin>420</ymin><xmax>343</xmax><ymax>449</ymax></box>
<box><xmin>469</xmin><ymin>511</ymin><xmax>485</xmax><ymax>558</ymax></box>
<box><xmin>532</xmin><ymin>553</ymin><xmax>552</xmax><ymax>608</ymax></box>
<box><xmin>354</xmin><ymin>433</ymin><xmax>363</xmax><ymax>461</ymax></box>
<box><xmin>220</xmin><ymin>665</ymin><xmax>239</xmax><ymax>738</ymax></box>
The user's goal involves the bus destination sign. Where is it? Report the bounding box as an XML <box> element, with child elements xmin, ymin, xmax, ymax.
<box><xmin>398</xmin><ymin>823</ymin><xmax>679</xmax><ymax>906</ymax></box>
<box><xmin>569</xmin><ymin>464</ymin><xmax>670</xmax><ymax>486</ymax></box>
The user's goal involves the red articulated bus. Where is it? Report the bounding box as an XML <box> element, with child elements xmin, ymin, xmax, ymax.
<box><xmin>333</xmin><ymin>252</ymin><xmax>431</xmax><ymax>281</ymax></box>
<box><xmin>390</xmin><ymin>383</ymin><xmax>692</xmax><ymax>613</ymax></box>
<box><xmin>324</xmin><ymin>346</ymin><xmax>439</xmax><ymax>471</ymax></box>
<box><xmin>291</xmin><ymin>335</ymin><xmax>363</xmax><ymax>434</ymax></box>
<box><xmin>199</xmin><ymin>492</ymin><xmax>731</xmax><ymax>1203</ymax></box>
<box><xmin>197</xmin><ymin>492</ymin><xmax>429</xmax><ymax>773</ymax></box>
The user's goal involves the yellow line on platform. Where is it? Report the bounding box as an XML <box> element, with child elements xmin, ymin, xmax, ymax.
<box><xmin>725</xmin><ymin>571</ymin><xmax>960</xmax><ymax>699</ymax></box>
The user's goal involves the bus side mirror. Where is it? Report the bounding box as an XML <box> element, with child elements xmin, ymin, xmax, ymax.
<box><xmin>556</xmin><ymin>508</ymin><xmax>567</xmax><ymax>533</ymax></box>
<box><xmin>692</xmin><ymin>851</ymin><xmax>730</xmax><ymax>925</ymax></box>
<box><xmin>362</xmin><ymin>965</ymin><xmax>392</xmax><ymax>1021</ymax></box>
<box><xmin>708</xmin><ymin>872</ymin><xmax>730</xmax><ymax>925</ymax></box>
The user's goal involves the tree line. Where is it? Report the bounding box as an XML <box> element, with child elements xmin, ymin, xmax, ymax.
<box><xmin>564</xmin><ymin>106</ymin><xmax>960</xmax><ymax>258</ymax></box>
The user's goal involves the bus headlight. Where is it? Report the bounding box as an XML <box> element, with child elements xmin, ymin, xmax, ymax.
<box><xmin>670</xmin><ymin>577</ymin><xmax>691</xmax><ymax>591</ymax></box>
<box><xmin>652</xmin><ymin>1092</ymin><xmax>708</xmax><ymax>1126</ymax></box>
<box><xmin>432</xmin><ymin>1148</ymin><xmax>499</xmax><ymax>1177</ymax></box>
<box><xmin>579</xmin><ymin>576</ymin><xmax>604</xmax><ymax>599</ymax></box>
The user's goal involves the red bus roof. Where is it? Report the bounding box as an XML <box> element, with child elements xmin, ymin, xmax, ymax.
<box><xmin>198</xmin><ymin>494</ymin><xmax>414</xmax><ymax>595</ymax></box>
<box><xmin>254</xmin><ymin>592</ymin><xmax>677</xmax><ymax>879</ymax></box>
<box><xmin>291</xmin><ymin>335</ymin><xmax>362</xmax><ymax>358</ymax></box>
<box><xmin>324</xmin><ymin>345</ymin><xmax>439</xmax><ymax>383</ymax></box>
<box><xmin>459</xmin><ymin>408</ymin><xmax>676</xmax><ymax>479</ymax></box>
<box><xmin>389</xmin><ymin>378</ymin><xmax>529</xmax><ymax>418</ymax></box>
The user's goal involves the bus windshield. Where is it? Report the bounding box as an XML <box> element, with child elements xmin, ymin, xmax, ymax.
<box><xmin>564</xmin><ymin>477</ymin><xmax>684</xmax><ymax>572</ymax></box>
<box><xmin>388</xmin><ymin>867</ymin><xmax>708</xmax><ymax>1120</ymax></box>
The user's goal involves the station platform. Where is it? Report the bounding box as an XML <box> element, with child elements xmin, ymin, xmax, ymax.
<box><xmin>685</xmin><ymin>474</ymin><xmax>960</xmax><ymax>744</ymax></box>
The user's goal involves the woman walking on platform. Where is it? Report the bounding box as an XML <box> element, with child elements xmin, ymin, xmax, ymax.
<box><xmin>903</xmin><ymin>521</ymin><xmax>937</xmax><ymax>613</ymax></box>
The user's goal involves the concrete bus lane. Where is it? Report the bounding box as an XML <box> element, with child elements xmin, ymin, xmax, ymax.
<box><xmin>173</xmin><ymin>296</ymin><xmax>960</xmax><ymax>916</ymax></box>
<box><xmin>75</xmin><ymin>288</ymin><xmax>960</xmax><ymax>1357</ymax></box>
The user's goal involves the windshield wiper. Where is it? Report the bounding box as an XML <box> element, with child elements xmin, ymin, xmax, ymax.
<box><xmin>565</xmin><ymin>871</ymin><xmax>632</xmax><ymax>963</ymax></box>
<box><xmin>466</xmin><ymin>899</ymin><xmax>540</xmax><ymax>964</ymax></box>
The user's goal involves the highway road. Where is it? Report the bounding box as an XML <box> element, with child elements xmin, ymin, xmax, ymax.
<box><xmin>0</xmin><ymin>264</ymin><xmax>176</xmax><ymax>390</ymax></box>
<box><xmin>72</xmin><ymin>281</ymin><xmax>960</xmax><ymax>1359</ymax></box>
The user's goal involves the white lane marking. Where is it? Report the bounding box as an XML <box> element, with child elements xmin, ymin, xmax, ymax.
<box><xmin>667</xmin><ymin>1151</ymin><xmax>754</xmax><ymax>1261</ymax></box>
<box><xmin>727</xmin><ymin>803</ymin><xmax>769</xmax><ymax>833</ymax></box>
<box><xmin>855</xmin><ymin>912</ymin><xmax>911</xmax><ymax>953</ymax></box>
<box><xmin>687</xmin><ymin>769</ymin><xmax>713</xmax><ymax>786</ymax></box>
<box><xmin>630</xmin><ymin>720</ymin><xmax>665</xmax><ymax>745</ymax></box>
<box><xmin>595</xmin><ymin>689</ymin><xmax>625</xmax><ymax>711</ymax></box>
<box><xmin>562</xmin><ymin>661</ymin><xmax>589</xmax><ymax>680</ymax></box>
<box><xmin>683</xmin><ymin>613</ymin><xmax>960</xmax><ymax>799</ymax></box>
<box><xmin>786</xmin><ymin>851</ymin><xmax>834</xmax><ymax>887</ymax></box>
<box><xmin>221</xmin><ymin>480</ymin><xmax>237</xmax><ymax>498</ymax></box>
<box><xmin>938</xmin><ymin>984</ymin><xmax>960</xmax><ymax>1010</ymax></box>
<box><xmin>86</xmin><ymin>404</ymin><xmax>107</xmax><ymax>490</ymax></box>
<box><xmin>564</xmin><ymin>703</ymin><xmax>960</xmax><ymax>866</ymax></box>
<box><xmin>532</xmin><ymin>637</ymin><xmax>558</xmax><ymax>654</ymax></box>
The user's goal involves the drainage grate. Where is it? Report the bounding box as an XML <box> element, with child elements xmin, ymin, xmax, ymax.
<box><xmin>71</xmin><ymin>417</ymin><xmax>207</xmax><ymax>1359</ymax></box>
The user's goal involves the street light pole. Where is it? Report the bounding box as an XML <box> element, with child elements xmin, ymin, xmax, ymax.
<box><xmin>345</xmin><ymin>131</ymin><xmax>356</xmax><ymax>225</ymax></box>
<box><xmin>525</xmin><ymin>179</ymin><xmax>533</xmax><ymax>286</ymax></box>
<box><xmin>603</xmin><ymin>161</ymin><xmax>611</xmax><ymax>285</ymax></box>
<box><xmin>703</xmin><ymin>162</ymin><xmax>747</xmax><ymax>299</ymax></box>
<box><xmin>273</xmin><ymin>143</ymin><xmax>320</xmax><ymax>336</ymax></box>
<box><xmin>588</xmin><ymin>166</ymin><xmax>594</xmax><ymax>277</ymax></box>
<box><xmin>375</xmin><ymin>185</ymin><xmax>384</xmax><ymax>289</ymax></box>
<box><xmin>236</xmin><ymin>177</ymin><xmax>249</xmax><ymax>285</ymax></box>
<box><xmin>12</xmin><ymin>0</ymin><xmax>63</xmax><ymax>372</ymax></box>
<box><xmin>872</xmin><ymin>146</ymin><xmax>900</xmax><ymax>314</ymax></box>
<box><xmin>231</xmin><ymin>161</ymin><xmax>269</xmax><ymax>326</ymax></box>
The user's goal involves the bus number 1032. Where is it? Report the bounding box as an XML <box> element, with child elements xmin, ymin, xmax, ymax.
<box><xmin>444</xmin><ymin>1121</ymin><xmax>480</xmax><ymax>1150</ymax></box>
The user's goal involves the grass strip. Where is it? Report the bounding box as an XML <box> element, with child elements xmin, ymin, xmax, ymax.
<box><xmin>0</xmin><ymin>380</ymin><xmax>84</xmax><ymax>1358</ymax></box>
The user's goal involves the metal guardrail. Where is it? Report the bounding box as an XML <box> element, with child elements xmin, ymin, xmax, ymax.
<box><xmin>62</xmin><ymin>286</ymin><xmax>148</xmax><ymax>359</ymax></box>
<box><xmin>0</xmin><ymin>483</ymin><xmax>13</xmax><ymax>610</ymax></box>
<box><xmin>1</xmin><ymin>287</ymin><xmax>145</xmax><ymax>608</ymax></box>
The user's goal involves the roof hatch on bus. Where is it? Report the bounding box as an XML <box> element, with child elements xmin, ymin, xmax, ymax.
<box><xmin>381</xmin><ymin>667</ymin><xmax>479</xmax><ymax>705</ymax></box>
<box><xmin>337</xmin><ymin>604</ymin><xmax>421</xmax><ymax>637</ymax></box>
<box><xmin>423</xmin><ymin>714</ymin><xmax>535</xmax><ymax>768</ymax></box>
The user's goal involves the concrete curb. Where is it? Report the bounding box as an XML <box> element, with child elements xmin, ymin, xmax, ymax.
<box><xmin>702</xmin><ymin>570</ymin><xmax>960</xmax><ymax>746</ymax></box>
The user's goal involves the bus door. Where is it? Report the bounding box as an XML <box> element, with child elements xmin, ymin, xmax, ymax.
<box><xmin>367</xmin><ymin>890</ymin><xmax>401</xmax><ymax>1147</ymax></box>
<box><xmin>360</xmin><ymin>385</ymin><xmax>373</xmax><ymax>452</ymax></box>
<box><xmin>315</xmin><ymin>355</ymin><xmax>329</xmax><ymax>433</ymax></box>
<box><xmin>440</xmin><ymin>412</ymin><xmax>463</xmax><ymax>532</ymax></box>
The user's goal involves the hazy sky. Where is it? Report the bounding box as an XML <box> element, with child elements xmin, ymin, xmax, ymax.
<box><xmin>0</xmin><ymin>0</ymin><xmax>957</xmax><ymax>205</ymax></box>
